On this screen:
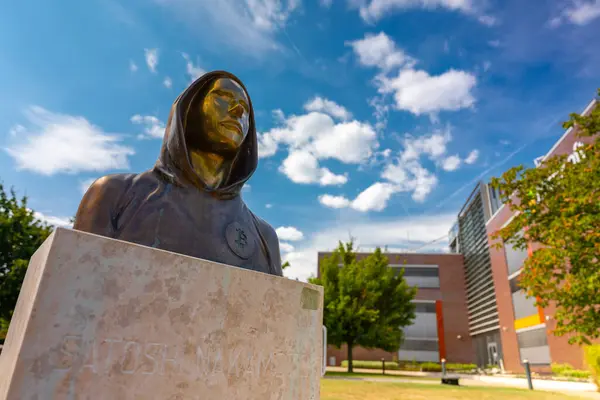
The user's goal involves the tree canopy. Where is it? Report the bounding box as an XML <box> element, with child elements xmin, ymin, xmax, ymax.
<box><xmin>490</xmin><ymin>90</ymin><xmax>599</xmax><ymax>344</ymax></box>
<box><xmin>0</xmin><ymin>183</ymin><xmax>52</xmax><ymax>341</ymax></box>
<box><xmin>310</xmin><ymin>241</ymin><xmax>417</xmax><ymax>372</ymax></box>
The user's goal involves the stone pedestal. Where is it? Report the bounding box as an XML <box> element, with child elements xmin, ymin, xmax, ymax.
<box><xmin>0</xmin><ymin>228</ymin><xmax>323</xmax><ymax>399</ymax></box>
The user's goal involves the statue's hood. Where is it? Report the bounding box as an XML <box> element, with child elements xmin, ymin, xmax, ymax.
<box><xmin>154</xmin><ymin>70</ymin><xmax>257</xmax><ymax>198</ymax></box>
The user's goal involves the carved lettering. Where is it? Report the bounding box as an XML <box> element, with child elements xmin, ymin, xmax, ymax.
<box><xmin>104</xmin><ymin>338</ymin><xmax>122</xmax><ymax>373</ymax></box>
<box><xmin>49</xmin><ymin>335</ymin><xmax>314</xmax><ymax>386</ymax></box>
<box><xmin>121</xmin><ymin>341</ymin><xmax>141</xmax><ymax>374</ymax></box>
<box><xmin>142</xmin><ymin>343</ymin><xmax>162</xmax><ymax>375</ymax></box>
<box><xmin>161</xmin><ymin>344</ymin><xmax>180</xmax><ymax>375</ymax></box>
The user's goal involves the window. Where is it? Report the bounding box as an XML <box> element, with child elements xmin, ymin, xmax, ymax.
<box><xmin>391</xmin><ymin>265</ymin><xmax>440</xmax><ymax>288</ymax></box>
<box><xmin>517</xmin><ymin>327</ymin><xmax>551</xmax><ymax>365</ymax></box>
<box><xmin>504</xmin><ymin>230</ymin><xmax>528</xmax><ymax>275</ymax></box>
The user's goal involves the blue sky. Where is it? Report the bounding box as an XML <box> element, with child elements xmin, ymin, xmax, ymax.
<box><xmin>1</xmin><ymin>0</ymin><xmax>599</xmax><ymax>280</ymax></box>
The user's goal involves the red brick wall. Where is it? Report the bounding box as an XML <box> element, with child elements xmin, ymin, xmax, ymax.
<box><xmin>486</xmin><ymin>216</ymin><xmax>522</xmax><ymax>373</ymax></box>
<box><xmin>436</xmin><ymin>254</ymin><xmax>474</xmax><ymax>363</ymax></box>
<box><xmin>485</xmin><ymin>104</ymin><xmax>598</xmax><ymax>373</ymax></box>
<box><xmin>319</xmin><ymin>252</ymin><xmax>475</xmax><ymax>365</ymax></box>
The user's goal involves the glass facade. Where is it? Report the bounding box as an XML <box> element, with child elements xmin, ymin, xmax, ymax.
<box><xmin>390</xmin><ymin>265</ymin><xmax>440</xmax><ymax>288</ymax></box>
<box><xmin>398</xmin><ymin>301</ymin><xmax>439</xmax><ymax>362</ymax></box>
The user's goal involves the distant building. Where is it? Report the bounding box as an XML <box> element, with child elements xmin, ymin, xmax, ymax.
<box><xmin>318</xmin><ymin>252</ymin><xmax>475</xmax><ymax>366</ymax></box>
<box><xmin>485</xmin><ymin>98</ymin><xmax>598</xmax><ymax>373</ymax></box>
<box><xmin>450</xmin><ymin>181</ymin><xmax>504</xmax><ymax>367</ymax></box>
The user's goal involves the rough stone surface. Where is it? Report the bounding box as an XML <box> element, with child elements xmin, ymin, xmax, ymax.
<box><xmin>0</xmin><ymin>228</ymin><xmax>323</xmax><ymax>400</ymax></box>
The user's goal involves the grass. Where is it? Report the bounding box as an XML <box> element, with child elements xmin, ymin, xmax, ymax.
<box><xmin>325</xmin><ymin>371</ymin><xmax>438</xmax><ymax>380</ymax></box>
<box><xmin>321</xmin><ymin>380</ymin><xmax>580</xmax><ymax>400</ymax></box>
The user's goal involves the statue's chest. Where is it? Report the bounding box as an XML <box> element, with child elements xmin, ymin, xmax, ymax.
<box><xmin>115</xmin><ymin>189</ymin><xmax>268</xmax><ymax>273</ymax></box>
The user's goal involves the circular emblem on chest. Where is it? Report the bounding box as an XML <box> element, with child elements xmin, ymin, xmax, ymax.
<box><xmin>225</xmin><ymin>221</ymin><xmax>256</xmax><ymax>260</ymax></box>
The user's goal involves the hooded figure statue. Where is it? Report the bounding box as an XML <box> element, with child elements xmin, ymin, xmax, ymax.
<box><xmin>74</xmin><ymin>71</ymin><xmax>282</xmax><ymax>276</ymax></box>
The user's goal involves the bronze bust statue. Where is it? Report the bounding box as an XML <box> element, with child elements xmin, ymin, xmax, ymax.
<box><xmin>74</xmin><ymin>71</ymin><xmax>283</xmax><ymax>276</ymax></box>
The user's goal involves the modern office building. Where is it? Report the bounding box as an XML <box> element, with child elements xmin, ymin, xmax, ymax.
<box><xmin>485</xmin><ymin>98</ymin><xmax>598</xmax><ymax>373</ymax></box>
<box><xmin>449</xmin><ymin>181</ymin><xmax>504</xmax><ymax>367</ymax></box>
<box><xmin>318</xmin><ymin>252</ymin><xmax>475</xmax><ymax>366</ymax></box>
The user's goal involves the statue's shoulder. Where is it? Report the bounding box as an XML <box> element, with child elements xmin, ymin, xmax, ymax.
<box><xmin>249</xmin><ymin>211</ymin><xmax>283</xmax><ymax>276</ymax></box>
<box><xmin>85</xmin><ymin>173</ymin><xmax>138</xmax><ymax>201</ymax></box>
<box><xmin>251</xmin><ymin>213</ymin><xmax>278</xmax><ymax>242</ymax></box>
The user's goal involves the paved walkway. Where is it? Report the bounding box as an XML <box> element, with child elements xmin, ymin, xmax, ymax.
<box><xmin>326</xmin><ymin>367</ymin><xmax>600</xmax><ymax>399</ymax></box>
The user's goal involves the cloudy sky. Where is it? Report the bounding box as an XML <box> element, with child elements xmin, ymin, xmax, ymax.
<box><xmin>1</xmin><ymin>0</ymin><xmax>599</xmax><ymax>280</ymax></box>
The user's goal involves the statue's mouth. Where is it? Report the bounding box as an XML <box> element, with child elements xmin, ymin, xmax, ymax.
<box><xmin>220</xmin><ymin>121</ymin><xmax>242</xmax><ymax>136</ymax></box>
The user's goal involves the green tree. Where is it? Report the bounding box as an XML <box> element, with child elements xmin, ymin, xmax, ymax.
<box><xmin>0</xmin><ymin>183</ymin><xmax>52</xmax><ymax>341</ymax></box>
<box><xmin>490</xmin><ymin>90</ymin><xmax>599</xmax><ymax>344</ymax></box>
<box><xmin>310</xmin><ymin>241</ymin><xmax>417</xmax><ymax>372</ymax></box>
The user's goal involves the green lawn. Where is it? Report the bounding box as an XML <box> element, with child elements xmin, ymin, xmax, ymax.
<box><xmin>325</xmin><ymin>371</ymin><xmax>438</xmax><ymax>380</ymax></box>
<box><xmin>321</xmin><ymin>380</ymin><xmax>580</xmax><ymax>400</ymax></box>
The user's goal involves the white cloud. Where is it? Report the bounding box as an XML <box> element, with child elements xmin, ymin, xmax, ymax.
<box><xmin>182</xmin><ymin>53</ymin><xmax>206</xmax><ymax>82</ymax></box>
<box><xmin>79</xmin><ymin>178</ymin><xmax>96</xmax><ymax>194</ymax></box>
<box><xmin>129</xmin><ymin>60</ymin><xmax>138</xmax><ymax>72</ymax></box>
<box><xmin>131</xmin><ymin>114</ymin><xmax>166</xmax><ymax>139</ymax></box>
<box><xmin>346</xmin><ymin>32</ymin><xmax>415</xmax><ymax>71</ymax></box>
<box><xmin>144</xmin><ymin>48</ymin><xmax>159</xmax><ymax>73</ymax></box>
<box><xmin>279</xmin><ymin>150</ymin><xmax>348</xmax><ymax>186</ymax></box>
<box><xmin>155</xmin><ymin>0</ymin><xmax>300</xmax><ymax>55</ymax></box>
<box><xmin>266</xmin><ymin>203</ymin><xmax>273</xmax><ymax>208</ymax></box>
<box><xmin>400</xmin><ymin>129</ymin><xmax>451</xmax><ymax>162</ymax></box>
<box><xmin>319</xmin><ymin>129</ymin><xmax>455</xmax><ymax>208</ymax></box>
<box><xmin>304</xmin><ymin>97</ymin><xmax>352</xmax><ymax>121</ymax></box>
<box><xmin>353</xmin><ymin>0</ymin><xmax>494</xmax><ymax>26</ymax></box>
<box><xmin>311</xmin><ymin>120</ymin><xmax>378</xmax><ymax>163</ymax></box>
<box><xmin>441</xmin><ymin>155</ymin><xmax>461</xmax><ymax>171</ymax></box>
<box><xmin>488</xmin><ymin>40</ymin><xmax>501</xmax><ymax>47</ymax></box>
<box><xmin>379</xmin><ymin>130</ymin><xmax>453</xmax><ymax>202</ymax></box>
<box><xmin>477</xmin><ymin>15</ymin><xmax>497</xmax><ymax>26</ymax></box>
<box><xmin>279</xmin><ymin>242</ymin><xmax>295</xmax><ymax>253</ymax></box>
<box><xmin>551</xmin><ymin>0</ymin><xmax>600</xmax><ymax>26</ymax></box>
<box><xmin>262</xmin><ymin>111</ymin><xmax>377</xmax><ymax>163</ymax></box>
<box><xmin>368</xmin><ymin>96</ymin><xmax>390</xmax><ymax>130</ymax></box>
<box><xmin>276</xmin><ymin>226</ymin><xmax>304</xmax><ymax>241</ymax></box>
<box><xmin>319</xmin><ymin>182</ymin><xmax>397</xmax><ymax>212</ymax></box>
<box><xmin>282</xmin><ymin>213</ymin><xmax>455</xmax><ymax>281</ymax></box>
<box><xmin>377</xmin><ymin>68</ymin><xmax>477</xmax><ymax>115</ymax></box>
<box><xmin>464</xmin><ymin>149</ymin><xmax>479</xmax><ymax>164</ymax></box>
<box><xmin>259</xmin><ymin>101</ymin><xmax>378</xmax><ymax>186</ymax></box>
<box><xmin>5</xmin><ymin>106</ymin><xmax>134</xmax><ymax>175</ymax></box>
<box><xmin>382</xmin><ymin>160</ymin><xmax>438</xmax><ymax>202</ymax></box>
<box><xmin>163</xmin><ymin>77</ymin><xmax>173</xmax><ymax>88</ymax></box>
<box><xmin>483</xmin><ymin>61</ymin><xmax>492</xmax><ymax>72</ymax></box>
<box><xmin>351</xmin><ymin>182</ymin><xmax>397</xmax><ymax>211</ymax></box>
<box><xmin>34</xmin><ymin>211</ymin><xmax>72</xmax><ymax>228</ymax></box>
<box><xmin>319</xmin><ymin>194</ymin><xmax>351</xmax><ymax>209</ymax></box>
<box><xmin>349</xmin><ymin>33</ymin><xmax>477</xmax><ymax>117</ymax></box>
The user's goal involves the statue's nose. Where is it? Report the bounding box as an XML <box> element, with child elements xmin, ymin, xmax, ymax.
<box><xmin>229</xmin><ymin>102</ymin><xmax>244</xmax><ymax>118</ymax></box>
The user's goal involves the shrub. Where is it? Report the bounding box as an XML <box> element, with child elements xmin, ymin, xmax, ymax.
<box><xmin>552</xmin><ymin>363</ymin><xmax>591</xmax><ymax>379</ymax></box>
<box><xmin>340</xmin><ymin>360</ymin><xmax>400</xmax><ymax>370</ymax></box>
<box><xmin>447</xmin><ymin>363</ymin><xmax>478</xmax><ymax>372</ymax></box>
<box><xmin>585</xmin><ymin>345</ymin><xmax>600</xmax><ymax>391</ymax></box>
<box><xmin>421</xmin><ymin>362</ymin><xmax>442</xmax><ymax>372</ymax></box>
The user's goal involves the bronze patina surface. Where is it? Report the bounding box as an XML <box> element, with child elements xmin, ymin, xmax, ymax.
<box><xmin>74</xmin><ymin>71</ymin><xmax>282</xmax><ymax>276</ymax></box>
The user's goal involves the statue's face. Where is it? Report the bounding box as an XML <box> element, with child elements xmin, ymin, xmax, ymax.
<box><xmin>197</xmin><ymin>78</ymin><xmax>250</xmax><ymax>151</ymax></box>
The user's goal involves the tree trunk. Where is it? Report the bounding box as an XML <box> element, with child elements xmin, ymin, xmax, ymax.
<box><xmin>347</xmin><ymin>340</ymin><xmax>353</xmax><ymax>373</ymax></box>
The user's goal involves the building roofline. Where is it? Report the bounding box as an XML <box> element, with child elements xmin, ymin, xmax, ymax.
<box><xmin>457</xmin><ymin>181</ymin><xmax>483</xmax><ymax>217</ymax></box>
<box><xmin>317</xmin><ymin>251</ymin><xmax>462</xmax><ymax>257</ymax></box>
<box><xmin>540</xmin><ymin>98</ymin><xmax>597</xmax><ymax>163</ymax></box>
<box><xmin>486</xmin><ymin>97</ymin><xmax>598</xmax><ymax>227</ymax></box>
